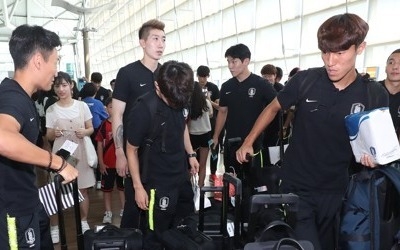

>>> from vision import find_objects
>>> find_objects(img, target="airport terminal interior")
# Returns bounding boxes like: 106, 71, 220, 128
1, 0, 400, 249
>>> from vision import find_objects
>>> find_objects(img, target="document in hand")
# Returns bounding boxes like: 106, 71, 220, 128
345, 107, 400, 165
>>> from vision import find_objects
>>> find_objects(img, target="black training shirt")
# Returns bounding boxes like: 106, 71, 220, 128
0, 78, 40, 216
126, 91, 188, 188
219, 73, 276, 149
277, 68, 388, 193
380, 80, 400, 134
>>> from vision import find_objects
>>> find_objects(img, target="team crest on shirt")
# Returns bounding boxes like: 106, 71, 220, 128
25, 228, 36, 246
248, 88, 256, 98
350, 103, 365, 114
183, 108, 189, 118
159, 197, 169, 210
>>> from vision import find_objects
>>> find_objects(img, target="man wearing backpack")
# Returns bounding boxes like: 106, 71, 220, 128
236, 13, 388, 250
125, 61, 199, 250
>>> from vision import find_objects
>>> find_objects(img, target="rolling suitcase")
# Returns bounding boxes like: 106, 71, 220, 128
54, 174, 84, 250
83, 224, 143, 250
198, 173, 243, 249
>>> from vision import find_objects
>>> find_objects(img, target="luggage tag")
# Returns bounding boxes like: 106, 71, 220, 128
227, 221, 235, 237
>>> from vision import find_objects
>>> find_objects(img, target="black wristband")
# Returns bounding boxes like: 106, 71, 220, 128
46, 151, 53, 172
187, 152, 197, 158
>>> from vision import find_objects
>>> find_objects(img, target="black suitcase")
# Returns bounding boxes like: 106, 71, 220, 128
162, 224, 216, 250
244, 237, 314, 250
246, 193, 299, 242
83, 224, 143, 250
54, 173, 84, 250
198, 173, 243, 249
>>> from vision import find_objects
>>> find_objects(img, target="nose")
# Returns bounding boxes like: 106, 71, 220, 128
324, 52, 336, 67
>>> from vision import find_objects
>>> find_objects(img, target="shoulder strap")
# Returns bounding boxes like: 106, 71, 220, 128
140, 93, 166, 183
377, 163, 400, 194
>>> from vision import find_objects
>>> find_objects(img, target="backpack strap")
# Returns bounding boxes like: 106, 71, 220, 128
140, 93, 167, 183
366, 79, 387, 110
376, 163, 400, 194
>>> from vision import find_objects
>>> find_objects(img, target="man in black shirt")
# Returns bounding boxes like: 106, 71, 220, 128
126, 61, 198, 250
91, 72, 110, 104
237, 13, 388, 250
380, 49, 400, 138
112, 19, 166, 229
0, 24, 78, 250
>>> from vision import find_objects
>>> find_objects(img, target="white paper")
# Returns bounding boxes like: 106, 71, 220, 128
59, 140, 78, 155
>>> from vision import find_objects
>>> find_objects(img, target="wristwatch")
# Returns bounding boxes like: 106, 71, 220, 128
187, 152, 197, 158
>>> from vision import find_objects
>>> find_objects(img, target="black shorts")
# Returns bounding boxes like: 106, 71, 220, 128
0, 203, 53, 250
190, 132, 211, 149
101, 168, 125, 192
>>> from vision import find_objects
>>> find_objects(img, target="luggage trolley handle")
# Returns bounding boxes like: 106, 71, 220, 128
222, 173, 242, 248
199, 186, 224, 232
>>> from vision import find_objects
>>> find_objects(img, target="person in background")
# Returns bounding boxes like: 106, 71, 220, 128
95, 97, 125, 224
379, 49, 400, 139
80, 82, 108, 135
236, 13, 388, 250
46, 71, 96, 242
212, 43, 277, 223
110, 79, 116, 91
112, 19, 166, 229
188, 81, 213, 187
0, 24, 77, 250
261, 64, 284, 91
276, 66, 283, 84
91, 72, 110, 105
195, 65, 221, 184
126, 60, 198, 249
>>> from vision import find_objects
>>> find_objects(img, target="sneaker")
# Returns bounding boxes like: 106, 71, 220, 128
119, 209, 124, 217
102, 211, 112, 224
81, 220, 90, 234
50, 226, 59, 244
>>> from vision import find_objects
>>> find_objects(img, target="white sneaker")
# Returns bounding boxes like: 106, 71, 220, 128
50, 226, 59, 244
81, 220, 90, 234
102, 211, 112, 224
119, 209, 124, 217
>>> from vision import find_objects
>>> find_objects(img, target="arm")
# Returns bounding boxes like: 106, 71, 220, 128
236, 97, 282, 163
184, 124, 199, 175
96, 138, 108, 175
126, 142, 148, 210
207, 99, 213, 119
0, 114, 78, 183
75, 119, 94, 138
112, 98, 128, 177
212, 105, 227, 146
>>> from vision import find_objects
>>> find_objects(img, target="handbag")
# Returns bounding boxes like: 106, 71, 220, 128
84, 136, 98, 168
38, 181, 84, 216
192, 175, 211, 212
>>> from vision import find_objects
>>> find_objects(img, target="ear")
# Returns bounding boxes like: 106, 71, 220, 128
139, 38, 146, 48
356, 42, 366, 55
32, 52, 42, 70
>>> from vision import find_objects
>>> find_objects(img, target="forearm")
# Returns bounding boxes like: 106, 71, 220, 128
184, 125, 195, 154
213, 109, 227, 140
126, 143, 142, 189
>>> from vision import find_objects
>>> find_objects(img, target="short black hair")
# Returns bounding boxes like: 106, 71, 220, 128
9, 24, 61, 70
91, 72, 102, 84
80, 82, 97, 99
225, 43, 251, 62
197, 65, 210, 77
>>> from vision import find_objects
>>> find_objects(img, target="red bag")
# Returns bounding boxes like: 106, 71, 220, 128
214, 168, 236, 201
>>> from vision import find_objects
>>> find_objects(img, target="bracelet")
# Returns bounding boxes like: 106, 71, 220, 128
46, 151, 53, 172
55, 157, 67, 174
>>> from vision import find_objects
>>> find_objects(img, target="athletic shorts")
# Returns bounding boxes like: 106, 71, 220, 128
101, 168, 125, 192
190, 132, 211, 149
0, 203, 53, 250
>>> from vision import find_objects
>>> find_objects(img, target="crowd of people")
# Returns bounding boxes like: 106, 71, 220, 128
0, 12, 399, 250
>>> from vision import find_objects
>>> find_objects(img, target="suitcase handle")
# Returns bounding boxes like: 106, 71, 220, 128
249, 194, 299, 213
274, 238, 305, 250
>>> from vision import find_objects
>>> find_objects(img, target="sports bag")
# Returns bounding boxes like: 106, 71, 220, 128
339, 163, 400, 250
